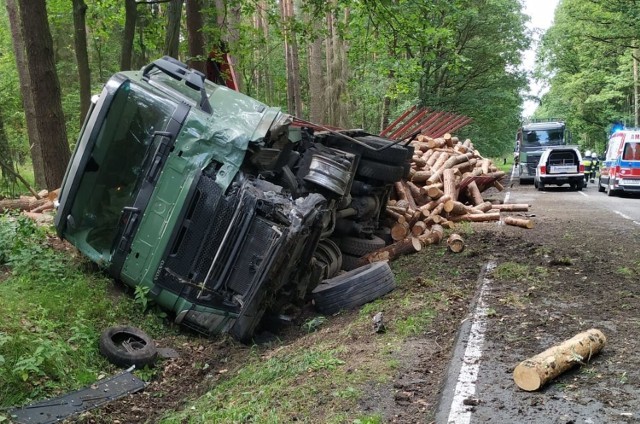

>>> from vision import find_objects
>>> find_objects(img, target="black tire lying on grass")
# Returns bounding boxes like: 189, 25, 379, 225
99, 326, 158, 368
312, 262, 395, 315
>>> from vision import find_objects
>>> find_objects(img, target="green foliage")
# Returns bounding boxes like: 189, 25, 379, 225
536, 0, 637, 152
0, 214, 167, 407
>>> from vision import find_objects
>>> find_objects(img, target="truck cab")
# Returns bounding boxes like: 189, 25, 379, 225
516, 121, 570, 184
55, 57, 413, 340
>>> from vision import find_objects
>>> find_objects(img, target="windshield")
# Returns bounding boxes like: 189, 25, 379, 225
523, 128, 565, 147
65, 80, 177, 260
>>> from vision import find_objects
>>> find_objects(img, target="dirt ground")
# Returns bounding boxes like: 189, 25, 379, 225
70, 181, 640, 423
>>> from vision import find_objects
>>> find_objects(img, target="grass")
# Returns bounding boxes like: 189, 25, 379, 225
0, 210, 474, 423
0, 213, 167, 410
157, 253, 457, 423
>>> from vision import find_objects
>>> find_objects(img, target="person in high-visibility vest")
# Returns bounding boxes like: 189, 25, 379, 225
590, 152, 600, 183
582, 150, 593, 184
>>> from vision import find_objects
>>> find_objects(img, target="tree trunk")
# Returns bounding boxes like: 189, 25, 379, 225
0, 197, 50, 213
121, 0, 137, 71
513, 329, 606, 392
446, 233, 465, 253
308, 18, 325, 123
6, 0, 45, 188
227, 1, 244, 92
186, 0, 206, 74
0, 114, 15, 185
163, 0, 183, 58
16, 0, 71, 190
72, 0, 91, 122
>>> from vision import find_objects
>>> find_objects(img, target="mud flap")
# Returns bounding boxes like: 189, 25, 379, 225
9, 368, 145, 424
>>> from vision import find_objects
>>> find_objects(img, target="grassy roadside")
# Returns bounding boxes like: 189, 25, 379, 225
0, 210, 481, 423
157, 245, 473, 424
0, 213, 168, 412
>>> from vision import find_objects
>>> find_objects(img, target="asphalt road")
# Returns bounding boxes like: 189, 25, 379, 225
435, 172, 640, 424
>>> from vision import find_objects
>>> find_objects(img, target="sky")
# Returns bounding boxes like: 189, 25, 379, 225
522, 0, 560, 117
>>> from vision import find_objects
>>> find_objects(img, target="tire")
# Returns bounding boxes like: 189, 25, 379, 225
356, 160, 405, 183
341, 253, 362, 271
537, 182, 545, 191
606, 183, 616, 197
99, 326, 157, 368
312, 262, 395, 315
339, 235, 386, 257
598, 177, 605, 192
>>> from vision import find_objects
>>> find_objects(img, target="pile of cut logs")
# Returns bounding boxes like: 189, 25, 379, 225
359, 133, 533, 265
0, 189, 58, 224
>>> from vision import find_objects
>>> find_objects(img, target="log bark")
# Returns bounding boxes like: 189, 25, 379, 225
466, 181, 484, 206
443, 168, 457, 199
359, 237, 422, 265
411, 220, 427, 236
492, 203, 530, 212
503, 216, 534, 229
447, 233, 465, 253
417, 224, 444, 246
449, 212, 501, 223
0, 197, 49, 213
513, 329, 606, 391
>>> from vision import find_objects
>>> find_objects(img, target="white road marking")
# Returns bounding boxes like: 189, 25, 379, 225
510, 165, 516, 183
503, 191, 511, 204
578, 191, 588, 197
447, 260, 497, 424
614, 210, 640, 226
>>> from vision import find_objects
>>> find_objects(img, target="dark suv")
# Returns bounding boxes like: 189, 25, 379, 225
55, 57, 412, 340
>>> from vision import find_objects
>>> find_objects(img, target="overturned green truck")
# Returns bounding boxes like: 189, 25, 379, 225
54, 57, 412, 340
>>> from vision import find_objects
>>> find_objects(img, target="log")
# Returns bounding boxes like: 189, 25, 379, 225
513, 329, 607, 392
412, 170, 432, 183
443, 168, 458, 200
359, 237, 422, 265
492, 203, 530, 212
0, 197, 49, 213
30, 201, 54, 213
418, 224, 444, 246
423, 185, 444, 200
449, 212, 501, 223
446, 233, 465, 253
503, 216, 534, 229
466, 181, 484, 206
411, 220, 428, 237
443, 200, 468, 216
391, 221, 410, 241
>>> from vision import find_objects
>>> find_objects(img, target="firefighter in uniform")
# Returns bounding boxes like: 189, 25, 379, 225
582, 150, 592, 184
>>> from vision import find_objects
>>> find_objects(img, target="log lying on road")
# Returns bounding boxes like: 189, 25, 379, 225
503, 216, 534, 229
513, 329, 607, 391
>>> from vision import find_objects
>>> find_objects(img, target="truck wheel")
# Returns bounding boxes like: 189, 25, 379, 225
312, 262, 395, 315
537, 182, 545, 191
339, 235, 386, 257
99, 326, 157, 368
597, 177, 605, 192
341, 254, 362, 271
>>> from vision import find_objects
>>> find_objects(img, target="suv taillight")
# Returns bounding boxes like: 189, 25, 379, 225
540, 165, 546, 174
579, 164, 584, 173
614, 165, 621, 175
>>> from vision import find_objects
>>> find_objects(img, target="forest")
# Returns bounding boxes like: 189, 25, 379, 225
0, 0, 637, 194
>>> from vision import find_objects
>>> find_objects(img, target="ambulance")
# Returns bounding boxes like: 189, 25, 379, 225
598, 130, 640, 196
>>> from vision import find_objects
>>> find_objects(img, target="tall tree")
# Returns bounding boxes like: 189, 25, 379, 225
15, 0, 70, 189
186, 0, 206, 74
72, 0, 91, 122
163, 0, 183, 58
5, 0, 45, 188
121, 0, 137, 70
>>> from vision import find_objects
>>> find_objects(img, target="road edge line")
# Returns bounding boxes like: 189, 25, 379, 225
434, 260, 497, 424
